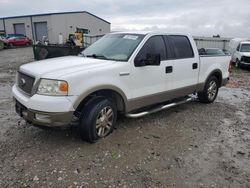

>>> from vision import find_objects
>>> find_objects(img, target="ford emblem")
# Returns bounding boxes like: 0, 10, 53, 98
20, 78, 26, 86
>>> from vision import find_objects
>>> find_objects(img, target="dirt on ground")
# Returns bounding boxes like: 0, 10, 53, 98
0, 47, 250, 188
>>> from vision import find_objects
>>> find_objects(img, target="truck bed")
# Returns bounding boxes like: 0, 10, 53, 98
199, 55, 231, 84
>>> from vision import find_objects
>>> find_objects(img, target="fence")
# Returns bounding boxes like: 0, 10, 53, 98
193, 36, 231, 50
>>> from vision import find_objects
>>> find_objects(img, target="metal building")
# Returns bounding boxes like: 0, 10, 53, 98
0, 11, 110, 43
193, 36, 231, 50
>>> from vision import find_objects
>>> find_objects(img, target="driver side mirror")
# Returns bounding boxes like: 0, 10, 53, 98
134, 53, 161, 67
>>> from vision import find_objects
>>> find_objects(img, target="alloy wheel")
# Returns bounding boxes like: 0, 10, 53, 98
207, 80, 217, 101
95, 106, 114, 137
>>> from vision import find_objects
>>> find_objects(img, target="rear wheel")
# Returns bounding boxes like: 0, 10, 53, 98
198, 76, 219, 103
79, 97, 117, 143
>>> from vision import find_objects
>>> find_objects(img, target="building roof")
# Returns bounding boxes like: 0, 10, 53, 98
0, 11, 110, 24
193, 36, 232, 41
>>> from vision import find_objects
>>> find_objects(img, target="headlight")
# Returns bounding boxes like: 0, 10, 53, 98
37, 79, 68, 96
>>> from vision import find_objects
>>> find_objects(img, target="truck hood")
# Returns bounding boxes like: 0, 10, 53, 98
241, 52, 250, 57
20, 56, 115, 78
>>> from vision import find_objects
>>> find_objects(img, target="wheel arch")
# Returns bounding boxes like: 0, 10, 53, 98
205, 69, 223, 88
74, 86, 128, 114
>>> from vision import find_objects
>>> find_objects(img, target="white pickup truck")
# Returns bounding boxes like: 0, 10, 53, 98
12, 31, 231, 142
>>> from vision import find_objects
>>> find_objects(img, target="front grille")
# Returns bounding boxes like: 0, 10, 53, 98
244, 56, 250, 63
242, 56, 250, 63
17, 72, 35, 95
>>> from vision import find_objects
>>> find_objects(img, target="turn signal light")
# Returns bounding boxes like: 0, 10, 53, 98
59, 81, 68, 92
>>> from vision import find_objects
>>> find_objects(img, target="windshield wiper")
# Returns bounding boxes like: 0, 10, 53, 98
86, 54, 108, 59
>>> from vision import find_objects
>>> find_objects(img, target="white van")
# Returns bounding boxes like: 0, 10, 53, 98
229, 38, 250, 68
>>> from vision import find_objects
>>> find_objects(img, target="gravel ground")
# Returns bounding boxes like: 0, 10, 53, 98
0, 47, 250, 188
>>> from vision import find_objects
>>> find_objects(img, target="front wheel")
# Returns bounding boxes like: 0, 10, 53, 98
79, 97, 117, 143
198, 76, 219, 103
235, 59, 242, 68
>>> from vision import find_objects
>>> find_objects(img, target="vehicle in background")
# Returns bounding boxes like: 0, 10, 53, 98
229, 38, 250, 68
222, 49, 230, 55
6, 33, 25, 39
8, 36, 32, 47
0, 36, 9, 48
198, 48, 225, 56
12, 31, 230, 143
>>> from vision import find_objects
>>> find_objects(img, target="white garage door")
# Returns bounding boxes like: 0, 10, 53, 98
34, 22, 48, 41
14, 23, 26, 35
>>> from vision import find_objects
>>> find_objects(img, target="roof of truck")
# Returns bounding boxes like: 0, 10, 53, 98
112, 31, 190, 36
241, 41, 250, 44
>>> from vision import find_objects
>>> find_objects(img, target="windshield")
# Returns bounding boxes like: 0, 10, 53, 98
81, 33, 145, 61
240, 44, 250, 52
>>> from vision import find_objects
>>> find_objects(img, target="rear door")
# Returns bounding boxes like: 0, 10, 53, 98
17, 37, 26, 45
13, 37, 22, 45
167, 35, 199, 90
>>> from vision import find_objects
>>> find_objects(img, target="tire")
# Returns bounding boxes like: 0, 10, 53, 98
79, 97, 117, 143
235, 59, 241, 68
3, 43, 8, 49
198, 76, 219, 103
9, 43, 14, 48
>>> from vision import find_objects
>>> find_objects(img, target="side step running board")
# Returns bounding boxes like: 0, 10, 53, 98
125, 97, 194, 118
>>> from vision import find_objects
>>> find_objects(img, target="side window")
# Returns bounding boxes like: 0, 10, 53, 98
236, 44, 240, 51
135, 36, 167, 61
168, 35, 194, 59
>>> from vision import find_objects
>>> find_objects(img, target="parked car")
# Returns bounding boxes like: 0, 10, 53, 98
198, 48, 225, 56
229, 38, 250, 68
8, 36, 32, 47
12, 31, 231, 143
222, 49, 230, 55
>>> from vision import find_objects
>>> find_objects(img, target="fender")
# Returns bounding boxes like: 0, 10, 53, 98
73, 85, 128, 111
197, 69, 223, 91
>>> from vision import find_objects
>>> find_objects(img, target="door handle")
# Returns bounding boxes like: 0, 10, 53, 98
165, 66, 173, 74
192, 63, 198, 69
119, 72, 130, 76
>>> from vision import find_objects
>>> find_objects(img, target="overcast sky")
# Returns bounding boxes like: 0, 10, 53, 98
0, 0, 250, 38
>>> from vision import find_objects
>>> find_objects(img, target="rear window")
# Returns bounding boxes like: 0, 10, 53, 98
168, 35, 194, 59
198, 48, 225, 56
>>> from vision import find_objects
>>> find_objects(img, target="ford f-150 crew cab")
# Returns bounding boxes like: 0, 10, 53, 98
12, 31, 231, 143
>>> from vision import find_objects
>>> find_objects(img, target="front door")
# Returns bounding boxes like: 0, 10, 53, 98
130, 35, 173, 108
